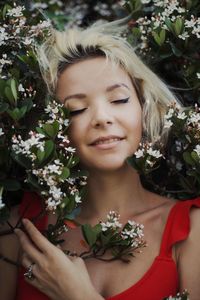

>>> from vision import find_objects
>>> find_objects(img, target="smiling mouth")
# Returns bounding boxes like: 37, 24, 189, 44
92, 137, 123, 146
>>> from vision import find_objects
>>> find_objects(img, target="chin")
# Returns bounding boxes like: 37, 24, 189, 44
85, 159, 129, 173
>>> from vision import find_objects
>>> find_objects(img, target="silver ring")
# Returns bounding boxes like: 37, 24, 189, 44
24, 263, 35, 280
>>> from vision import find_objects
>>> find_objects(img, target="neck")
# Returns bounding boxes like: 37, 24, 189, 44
79, 164, 148, 223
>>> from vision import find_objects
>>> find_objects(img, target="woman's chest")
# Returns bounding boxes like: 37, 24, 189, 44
58, 219, 170, 298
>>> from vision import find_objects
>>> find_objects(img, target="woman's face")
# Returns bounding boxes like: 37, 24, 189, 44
56, 57, 142, 172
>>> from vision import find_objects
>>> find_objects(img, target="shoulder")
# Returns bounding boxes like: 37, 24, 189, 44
0, 205, 20, 259
176, 200, 200, 297
176, 198, 200, 257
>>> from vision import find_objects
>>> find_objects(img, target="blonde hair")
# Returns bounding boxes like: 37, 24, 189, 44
36, 19, 181, 144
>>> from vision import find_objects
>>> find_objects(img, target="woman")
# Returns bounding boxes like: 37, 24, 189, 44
1, 21, 200, 300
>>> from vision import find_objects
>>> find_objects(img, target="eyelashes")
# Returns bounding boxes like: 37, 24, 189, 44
69, 108, 87, 116
69, 97, 130, 116
111, 97, 130, 104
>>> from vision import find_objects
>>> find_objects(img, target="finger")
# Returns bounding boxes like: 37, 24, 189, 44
22, 218, 53, 254
21, 252, 33, 268
15, 228, 42, 262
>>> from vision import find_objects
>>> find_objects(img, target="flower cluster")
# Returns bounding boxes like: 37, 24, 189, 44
0, 4, 51, 53
135, 0, 200, 48
129, 142, 164, 175
128, 103, 200, 198
100, 211, 122, 231
164, 289, 189, 300
121, 220, 144, 248
79, 211, 146, 262
12, 100, 86, 213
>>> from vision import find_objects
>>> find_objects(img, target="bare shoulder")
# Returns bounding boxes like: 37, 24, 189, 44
0, 205, 21, 300
0, 204, 20, 259
176, 204, 200, 299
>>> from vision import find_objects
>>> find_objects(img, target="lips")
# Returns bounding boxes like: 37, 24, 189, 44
90, 135, 124, 146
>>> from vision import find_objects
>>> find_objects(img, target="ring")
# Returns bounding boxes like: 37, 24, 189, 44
24, 263, 35, 280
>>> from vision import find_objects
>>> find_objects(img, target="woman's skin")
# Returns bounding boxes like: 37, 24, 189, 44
1, 57, 200, 299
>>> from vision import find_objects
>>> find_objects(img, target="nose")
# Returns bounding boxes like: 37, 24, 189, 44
91, 104, 114, 128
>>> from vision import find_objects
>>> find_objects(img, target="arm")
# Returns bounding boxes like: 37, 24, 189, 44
177, 208, 200, 300
15, 218, 104, 300
0, 205, 20, 300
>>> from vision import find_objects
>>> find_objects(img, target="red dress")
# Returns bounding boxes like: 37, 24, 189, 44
16, 192, 200, 300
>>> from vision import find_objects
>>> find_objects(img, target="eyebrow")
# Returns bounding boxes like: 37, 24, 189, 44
63, 83, 130, 103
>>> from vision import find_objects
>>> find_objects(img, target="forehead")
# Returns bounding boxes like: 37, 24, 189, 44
56, 57, 133, 96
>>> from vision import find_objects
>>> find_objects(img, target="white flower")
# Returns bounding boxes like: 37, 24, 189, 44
7, 6, 25, 17
0, 27, 9, 46
47, 164, 62, 175
178, 32, 189, 40
188, 111, 200, 125
100, 211, 122, 231
177, 112, 187, 120
128, 220, 136, 226
23, 37, 33, 45
194, 145, 200, 158
141, 0, 151, 3
164, 119, 173, 128
49, 186, 63, 201
134, 149, 144, 158
197, 73, 200, 79
185, 16, 197, 28
147, 147, 162, 158
165, 108, 174, 119
75, 194, 82, 204
0, 196, 5, 209
66, 147, 76, 153
0, 128, 4, 136
18, 83, 25, 92
31, 2, 48, 9
0, 187, 5, 209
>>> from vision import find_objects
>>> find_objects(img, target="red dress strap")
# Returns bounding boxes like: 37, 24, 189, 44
18, 191, 47, 231
159, 197, 200, 257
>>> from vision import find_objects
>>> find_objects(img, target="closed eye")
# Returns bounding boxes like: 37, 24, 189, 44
111, 97, 130, 104
69, 108, 87, 116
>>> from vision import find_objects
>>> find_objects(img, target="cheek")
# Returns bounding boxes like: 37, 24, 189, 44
67, 119, 85, 149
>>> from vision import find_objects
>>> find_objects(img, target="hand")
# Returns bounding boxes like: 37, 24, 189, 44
15, 219, 104, 300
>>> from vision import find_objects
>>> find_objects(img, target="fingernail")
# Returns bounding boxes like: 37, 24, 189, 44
22, 218, 28, 225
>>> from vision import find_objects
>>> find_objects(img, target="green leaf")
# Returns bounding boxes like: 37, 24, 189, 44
1, 179, 21, 191
7, 107, 27, 121
36, 127, 45, 135
159, 29, 166, 45
152, 30, 165, 46
152, 31, 161, 46
191, 151, 200, 163
11, 151, 32, 168
183, 151, 195, 166
37, 148, 45, 162
27, 173, 42, 191
169, 42, 182, 57
43, 124, 55, 138
2, 4, 12, 19
0, 79, 6, 96
165, 18, 174, 33
174, 18, 184, 36
0, 102, 9, 113
20, 99, 33, 113
44, 140, 54, 161
65, 206, 81, 220
5, 86, 15, 104
10, 79, 18, 102
81, 224, 100, 247
60, 167, 70, 180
